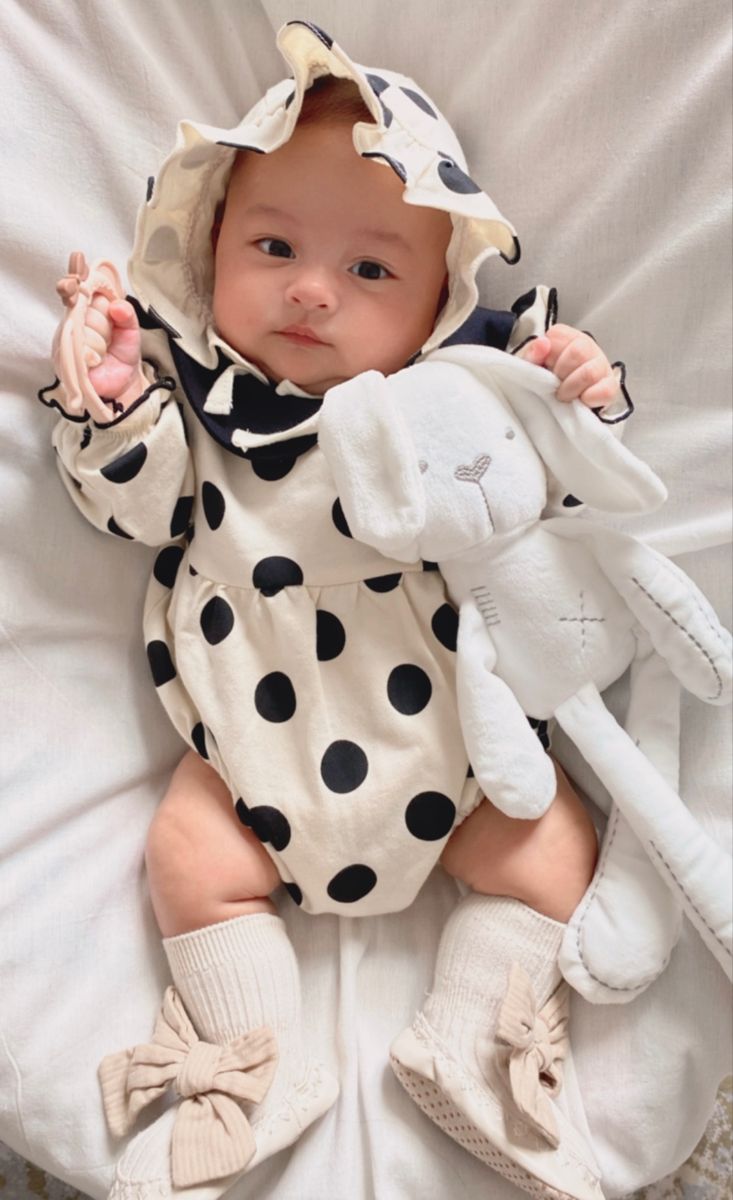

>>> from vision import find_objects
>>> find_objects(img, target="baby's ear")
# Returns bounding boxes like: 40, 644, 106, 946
319, 371, 426, 560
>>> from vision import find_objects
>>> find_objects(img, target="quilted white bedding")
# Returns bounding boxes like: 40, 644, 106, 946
1, 2, 731, 1198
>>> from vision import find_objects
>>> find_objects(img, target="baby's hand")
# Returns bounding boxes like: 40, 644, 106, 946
83, 294, 143, 402
53, 253, 146, 420
517, 324, 619, 409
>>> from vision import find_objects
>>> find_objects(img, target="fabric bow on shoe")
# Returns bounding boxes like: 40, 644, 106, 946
99, 986, 278, 1187
491, 962, 570, 1148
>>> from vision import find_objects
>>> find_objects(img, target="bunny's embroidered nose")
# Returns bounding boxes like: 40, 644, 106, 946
454, 454, 491, 483
453, 454, 494, 530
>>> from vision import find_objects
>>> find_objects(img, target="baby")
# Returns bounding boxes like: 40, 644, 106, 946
42, 22, 627, 1200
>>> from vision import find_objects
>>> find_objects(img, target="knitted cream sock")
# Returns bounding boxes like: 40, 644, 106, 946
107, 913, 338, 1200
390, 895, 604, 1200
423, 894, 565, 1075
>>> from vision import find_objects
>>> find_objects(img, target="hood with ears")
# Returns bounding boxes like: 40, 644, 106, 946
128, 20, 518, 373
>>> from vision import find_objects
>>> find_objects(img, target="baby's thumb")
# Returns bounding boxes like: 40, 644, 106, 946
108, 299, 140, 330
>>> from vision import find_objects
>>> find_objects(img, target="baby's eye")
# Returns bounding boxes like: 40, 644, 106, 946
256, 238, 294, 258
350, 260, 390, 280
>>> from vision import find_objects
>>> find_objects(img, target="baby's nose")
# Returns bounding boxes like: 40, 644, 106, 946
285, 266, 337, 310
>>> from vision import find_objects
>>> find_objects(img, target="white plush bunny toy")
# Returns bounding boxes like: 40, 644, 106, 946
319, 344, 733, 1002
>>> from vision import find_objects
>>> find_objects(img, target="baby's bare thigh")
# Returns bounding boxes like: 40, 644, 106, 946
146, 750, 281, 936
440, 762, 598, 922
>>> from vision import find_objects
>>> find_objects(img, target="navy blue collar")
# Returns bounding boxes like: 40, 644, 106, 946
132, 299, 515, 462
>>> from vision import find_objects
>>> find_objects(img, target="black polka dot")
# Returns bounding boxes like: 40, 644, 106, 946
235, 798, 251, 827
107, 516, 133, 540
363, 76, 394, 128
562, 494, 583, 508
249, 805, 292, 851
400, 87, 437, 118
366, 74, 389, 96
251, 456, 296, 481
146, 640, 176, 686
284, 881, 303, 905
170, 496, 194, 538
321, 740, 369, 793
200, 595, 235, 644
387, 664, 432, 715
153, 545, 184, 588
202, 481, 226, 529
364, 573, 402, 593
254, 672, 296, 722
252, 556, 304, 595
405, 791, 456, 841
189, 565, 198, 577
438, 157, 481, 194
331, 498, 352, 538
327, 864, 378, 903
316, 611, 346, 661
362, 151, 407, 184
191, 721, 208, 759
431, 603, 459, 651
528, 715, 551, 752
101, 442, 147, 484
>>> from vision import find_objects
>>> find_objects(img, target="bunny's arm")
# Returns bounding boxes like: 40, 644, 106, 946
456, 601, 557, 819
544, 519, 732, 705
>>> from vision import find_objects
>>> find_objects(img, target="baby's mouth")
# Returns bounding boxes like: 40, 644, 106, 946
277, 325, 330, 347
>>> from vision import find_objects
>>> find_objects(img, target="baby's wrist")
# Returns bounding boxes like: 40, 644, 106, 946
102, 366, 148, 411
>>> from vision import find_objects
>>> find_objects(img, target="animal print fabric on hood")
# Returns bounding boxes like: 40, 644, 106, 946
129, 19, 519, 372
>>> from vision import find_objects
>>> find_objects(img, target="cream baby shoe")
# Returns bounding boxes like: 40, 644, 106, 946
390, 895, 604, 1200
99, 913, 338, 1199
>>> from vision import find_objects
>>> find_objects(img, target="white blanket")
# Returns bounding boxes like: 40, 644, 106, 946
1, 2, 731, 1197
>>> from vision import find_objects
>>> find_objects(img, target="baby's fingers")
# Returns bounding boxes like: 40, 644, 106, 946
555, 354, 611, 404
577, 373, 621, 409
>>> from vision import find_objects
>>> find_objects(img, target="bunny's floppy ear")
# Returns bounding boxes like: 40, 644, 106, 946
319, 370, 426, 561
429, 346, 667, 514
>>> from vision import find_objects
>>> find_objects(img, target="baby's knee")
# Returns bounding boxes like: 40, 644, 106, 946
145, 751, 281, 936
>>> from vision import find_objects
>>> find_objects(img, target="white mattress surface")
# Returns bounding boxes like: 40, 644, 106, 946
1, 2, 731, 1197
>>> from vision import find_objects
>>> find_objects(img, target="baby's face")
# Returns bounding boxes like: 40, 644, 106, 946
212, 120, 452, 393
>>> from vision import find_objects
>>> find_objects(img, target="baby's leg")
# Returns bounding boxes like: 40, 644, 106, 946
145, 749, 281, 935
391, 765, 604, 1199
102, 751, 338, 1200
440, 761, 598, 921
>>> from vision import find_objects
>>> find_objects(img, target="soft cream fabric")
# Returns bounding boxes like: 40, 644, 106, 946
496, 964, 570, 1148
99, 986, 277, 1187
1, 2, 730, 1198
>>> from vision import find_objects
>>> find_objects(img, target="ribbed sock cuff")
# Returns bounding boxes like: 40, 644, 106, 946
425, 895, 565, 1034
163, 913, 300, 1044
164, 913, 286, 974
